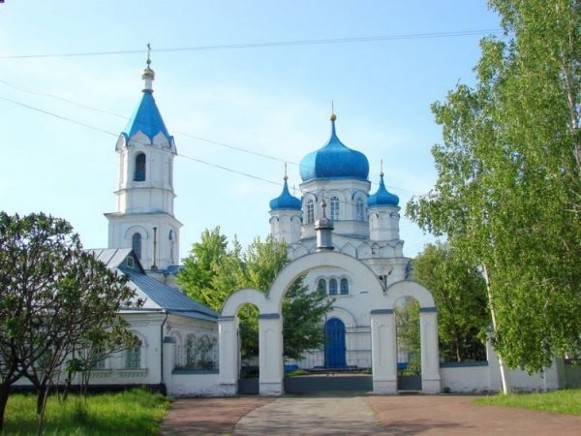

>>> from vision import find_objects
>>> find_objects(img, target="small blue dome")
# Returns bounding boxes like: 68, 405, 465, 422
299, 116, 369, 182
270, 178, 301, 210
368, 173, 399, 207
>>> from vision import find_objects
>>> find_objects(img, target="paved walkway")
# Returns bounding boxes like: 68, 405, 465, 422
160, 394, 581, 435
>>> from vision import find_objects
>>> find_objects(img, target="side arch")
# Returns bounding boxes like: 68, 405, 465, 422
385, 280, 435, 309
221, 287, 268, 317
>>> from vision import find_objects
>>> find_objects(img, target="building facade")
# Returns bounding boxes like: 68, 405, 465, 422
269, 113, 410, 369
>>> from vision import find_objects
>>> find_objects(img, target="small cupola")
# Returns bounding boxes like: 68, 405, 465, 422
269, 176, 301, 211
368, 172, 399, 207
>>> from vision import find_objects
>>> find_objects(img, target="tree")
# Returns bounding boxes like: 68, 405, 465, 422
412, 243, 488, 362
178, 228, 332, 359
0, 212, 136, 432
406, 0, 581, 390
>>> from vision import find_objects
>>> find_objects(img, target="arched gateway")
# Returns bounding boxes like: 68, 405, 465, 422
219, 251, 440, 395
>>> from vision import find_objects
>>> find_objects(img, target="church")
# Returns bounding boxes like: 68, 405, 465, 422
50, 57, 578, 396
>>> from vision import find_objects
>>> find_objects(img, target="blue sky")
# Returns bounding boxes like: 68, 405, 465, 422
0, 0, 500, 259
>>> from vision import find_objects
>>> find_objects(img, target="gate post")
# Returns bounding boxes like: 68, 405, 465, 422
420, 308, 441, 394
370, 309, 397, 394
259, 313, 283, 395
218, 316, 239, 395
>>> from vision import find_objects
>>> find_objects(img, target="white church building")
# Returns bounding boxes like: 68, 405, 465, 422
48, 58, 581, 396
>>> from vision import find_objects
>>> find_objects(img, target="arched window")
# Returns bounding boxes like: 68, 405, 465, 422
356, 197, 365, 221
340, 278, 349, 295
317, 279, 327, 295
169, 230, 175, 264
330, 196, 340, 221
125, 340, 142, 368
306, 199, 315, 224
132, 233, 142, 260
134, 152, 146, 181
329, 278, 338, 296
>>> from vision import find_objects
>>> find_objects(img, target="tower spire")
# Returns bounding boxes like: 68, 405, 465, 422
142, 43, 155, 93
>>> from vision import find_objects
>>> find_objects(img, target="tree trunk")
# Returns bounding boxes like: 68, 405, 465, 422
0, 385, 10, 432
36, 383, 50, 436
482, 263, 511, 394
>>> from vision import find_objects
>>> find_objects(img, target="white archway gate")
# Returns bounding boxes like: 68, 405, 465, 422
220, 251, 441, 395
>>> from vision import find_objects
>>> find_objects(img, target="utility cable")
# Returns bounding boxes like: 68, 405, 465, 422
0, 29, 501, 60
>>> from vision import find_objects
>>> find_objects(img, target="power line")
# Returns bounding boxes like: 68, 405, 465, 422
0, 95, 282, 185
0, 29, 501, 60
0, 79, 297, 166
0, 93, 428, 197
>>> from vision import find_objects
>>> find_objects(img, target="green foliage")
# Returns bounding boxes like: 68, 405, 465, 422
406, 1, 581, 373
177, 227, 332, 359
475, 389, 581, 416
395, 299, 421, 375
2, 389, 170, 435
412, 243, 488, 362
0, 212, 137, 431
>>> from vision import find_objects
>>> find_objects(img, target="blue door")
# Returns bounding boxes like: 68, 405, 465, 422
324, 318, 347, 368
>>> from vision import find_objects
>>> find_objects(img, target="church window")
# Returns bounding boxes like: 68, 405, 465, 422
329, 278, 338, 296
125, 344, 141, 368
169, 230, 175, 264
317, 279, 327, 296
306, 200, 315, 224
330, 196, 340, 221
356, 197, 365, 221
340, 278, 349, 295
132, 233, 142, 260
134, 152, 146, 181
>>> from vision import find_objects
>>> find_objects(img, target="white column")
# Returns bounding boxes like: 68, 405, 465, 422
162, 339, 175, 394
258, 313, 284, 396
370, 309, 397, 394
420, 309, 441, 394
218, 316, 239, 395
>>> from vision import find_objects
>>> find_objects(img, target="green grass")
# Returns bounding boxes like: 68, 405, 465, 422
2, 389, 170, 435
475, 388, 581, 415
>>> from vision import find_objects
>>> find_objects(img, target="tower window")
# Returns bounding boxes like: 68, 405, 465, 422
356, 197, 365, 221
306, 199, 314, 224
134, 153, 146, 181
330, 196, 340, 221
329, 278, 338, 296
340, 278, 349, 295
132, 233, 142, 260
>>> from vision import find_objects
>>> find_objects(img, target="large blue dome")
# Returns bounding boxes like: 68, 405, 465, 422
269, 177, 301, 210
299, 115, 369, 182
368, 173, 399, 207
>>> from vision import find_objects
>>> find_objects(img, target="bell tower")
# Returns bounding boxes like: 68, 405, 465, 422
105, 48, 182, 271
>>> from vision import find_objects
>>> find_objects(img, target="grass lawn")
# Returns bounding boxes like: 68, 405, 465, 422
475, 388, 581, 415
2, 389, 170, 435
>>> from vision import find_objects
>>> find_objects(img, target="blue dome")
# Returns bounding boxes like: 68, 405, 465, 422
299, 116, 369, 182
270, 178, 301, 210
368, 173, 399, 207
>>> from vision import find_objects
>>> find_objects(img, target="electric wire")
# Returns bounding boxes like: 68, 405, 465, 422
0, 29, 502, 60
0, 93, 430, 202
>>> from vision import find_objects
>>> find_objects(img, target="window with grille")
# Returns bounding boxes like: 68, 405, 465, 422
306, 200, 315, 224
356, 197, 365, 221
340, 278, 349, 295
329, 278, 338, 295
330, 196, 340, 221
125, 345, 141, 368
132, 233, 142, 260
